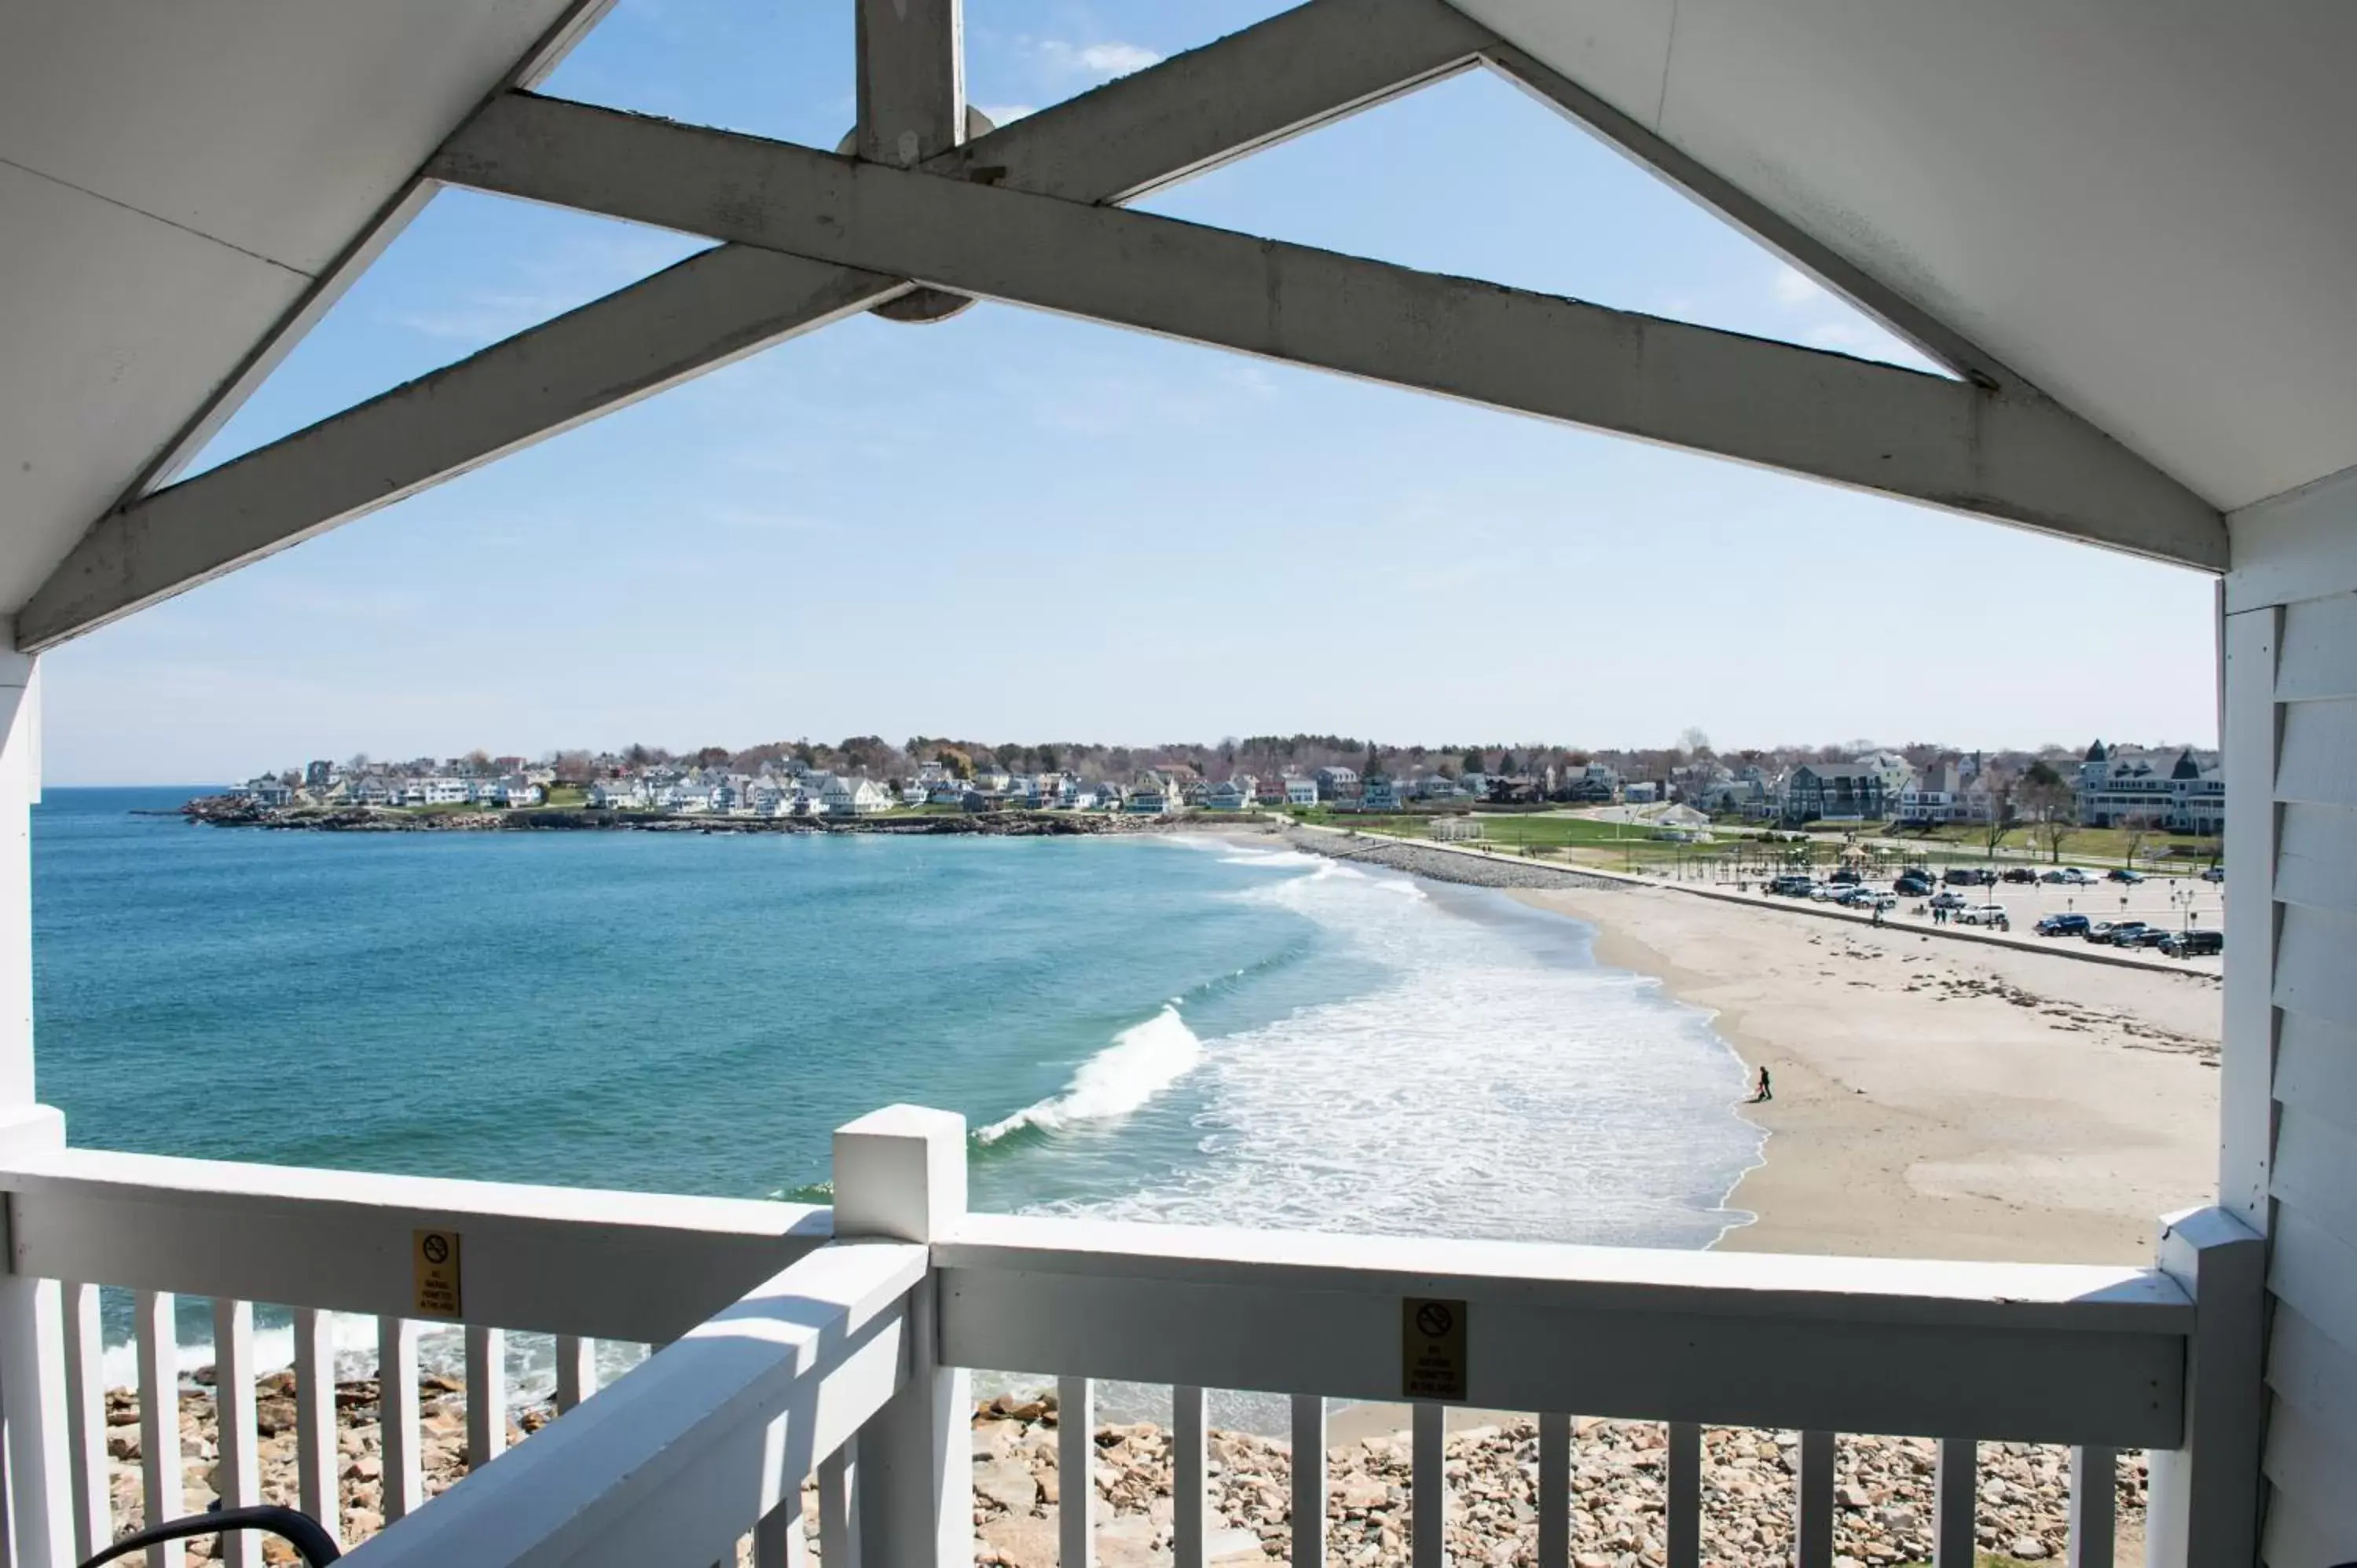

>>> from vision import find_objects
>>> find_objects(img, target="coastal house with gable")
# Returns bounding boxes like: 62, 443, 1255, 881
2077, 741, 2225, 835
1362, 775, 1402, 810
1312, 765, 1358, 802
1205, 775, 1256, 811
1283, 775, 1319, 807
820, 775, 893, 817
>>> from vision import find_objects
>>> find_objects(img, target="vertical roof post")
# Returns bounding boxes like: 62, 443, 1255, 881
855, 0, 975, 323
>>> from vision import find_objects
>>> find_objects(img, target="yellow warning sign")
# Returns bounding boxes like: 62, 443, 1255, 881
1402, 1297, 1468, 1401
412, 1229, 462, 1319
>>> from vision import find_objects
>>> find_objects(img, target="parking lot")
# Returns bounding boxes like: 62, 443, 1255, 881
1757, 866, 2226, 965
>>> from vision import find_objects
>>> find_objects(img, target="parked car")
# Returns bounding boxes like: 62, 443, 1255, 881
1942, 867, 1992, 886
1929, 891, 1967, 910
2085, 921, 2124, 942
2106, 868, 2146, 884
2165, 929, 2224, 958
2102, 922, 2153, 946
1767, 874, 1814, 897
2036, 914, 2091, 936
1956, 904, 2010, 927
2128, 927, 2176, 948
1894, 872, 1934, 897
1827, 868, 1861, 885
2043, 867, 2093, 885
1835, 886, 1878, 906
1862, 893, 1898, 911
2001, 867, 2040, 884
1809, 884, 1846, 902
2201, 866, 2225, 884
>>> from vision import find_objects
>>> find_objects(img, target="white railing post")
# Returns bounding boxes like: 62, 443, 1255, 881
212, 1299, 260, 1568
1061, 1378, 1096, 1568
1536, 1413, 1568, 1568
378, 1317, 423, 1522
2143, 1207, 2264, 1568
466, 1325, 508, 1469
1173, 1385, 1207, 1568
819, 1438, 862, 1568
1934, 1438, 1976, 1568
555, 1335, 596, 1413
1411, 1401, 1444, 1568
291, 1309, 340, 1550
1291, 1394, 1325, 1568
0, 1102, 71, 1568
2069, 1445, 2116, 1568
134, 1290, 181, 1568
61, 1281, 104, 1563
832, 1105, 969, 1568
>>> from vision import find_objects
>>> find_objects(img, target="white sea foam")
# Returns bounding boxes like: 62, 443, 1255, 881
977, 1005, 1206, 1142
1073, 856, 1764, 1248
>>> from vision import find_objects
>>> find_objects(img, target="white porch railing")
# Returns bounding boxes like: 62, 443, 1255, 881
0, 1105, 2261, 1568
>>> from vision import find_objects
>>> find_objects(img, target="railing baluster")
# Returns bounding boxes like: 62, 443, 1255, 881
378, 1316, 423, 1521
818, 1437, 860, 1568
1794, 1430, 1835, 1568
753, 1497, 808, 1568
1666, 1421, 1701, 1568
134, 1289, 183, 1568
465, 1324, 507, 1468
1059, 1377, 1094, 1568
1537, 1412, 1568, 1568
1412, 1401, 1444, 1568
1934, 1438, 1977, 1568
213, 1299, 261, 1568
293, 1308, 341, 1552
1172, 1385, 1207, 1568
2069, 1445, 2115, 1568
1291, 1394, 1325, 1568
555, 1333, 596, 1413
62, 1281, 106, 1562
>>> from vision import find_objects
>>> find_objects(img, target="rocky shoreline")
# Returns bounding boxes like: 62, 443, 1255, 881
174, 795, 1197, 837
104, 1373, 2135, 1567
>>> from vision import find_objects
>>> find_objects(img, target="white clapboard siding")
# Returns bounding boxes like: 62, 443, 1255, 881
2276, 591, 2357, 702
2229, 471, 2357, 1566
2276, 804, 2357, 918
2274, 901, 2357, 1032
2275, 697, 2357, 809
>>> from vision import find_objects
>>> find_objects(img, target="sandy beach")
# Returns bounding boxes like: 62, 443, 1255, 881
1506, 880, 2220, 1264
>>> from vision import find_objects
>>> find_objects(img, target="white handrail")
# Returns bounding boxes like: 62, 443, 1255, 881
339, 1239, 923, 1567
934, 1212, 2192, 1447
0, 1149, 830, 1343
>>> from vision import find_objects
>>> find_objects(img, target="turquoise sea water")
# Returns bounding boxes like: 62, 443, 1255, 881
35, 787, 1761, 1391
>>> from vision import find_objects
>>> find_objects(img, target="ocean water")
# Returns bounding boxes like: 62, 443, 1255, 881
34, 789, 1761, 1400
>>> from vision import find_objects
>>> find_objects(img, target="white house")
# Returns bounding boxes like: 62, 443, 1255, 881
821, 775, 893, 816
243, 777, 293, 807
585, 779, 643, 810
1126, 775, 1177, 814
1205, 776, 1256, 811
1284, 776, 1319, 807
422, 777, 471, 805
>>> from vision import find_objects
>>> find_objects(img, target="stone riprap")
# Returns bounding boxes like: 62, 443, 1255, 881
94, 1376, 2141, 1567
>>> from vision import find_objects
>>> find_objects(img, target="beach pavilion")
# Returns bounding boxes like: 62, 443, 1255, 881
1, 2, 2352, 1565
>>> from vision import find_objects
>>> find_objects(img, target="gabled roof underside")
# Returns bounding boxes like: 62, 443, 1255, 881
2, 1, 2352, 639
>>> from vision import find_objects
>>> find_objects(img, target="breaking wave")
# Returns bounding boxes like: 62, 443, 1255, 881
976, 1005, 1205, 1144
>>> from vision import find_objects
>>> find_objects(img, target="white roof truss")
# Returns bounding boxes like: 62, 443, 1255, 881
15, 0, 2228, 653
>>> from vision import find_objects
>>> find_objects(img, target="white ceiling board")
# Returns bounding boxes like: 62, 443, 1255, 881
0, 163, 306, 612
1457, 0, 2357, 511
0, 0, 581, 275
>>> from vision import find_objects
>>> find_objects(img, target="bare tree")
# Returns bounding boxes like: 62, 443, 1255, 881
2018, 760, 2077, 863
2119, 810, 2161, 870
1977, 764, 2017, 861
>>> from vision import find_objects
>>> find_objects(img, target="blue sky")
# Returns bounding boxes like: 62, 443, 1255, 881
39, 0, 2220, 785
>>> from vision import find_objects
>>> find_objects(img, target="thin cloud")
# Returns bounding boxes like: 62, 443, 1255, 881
1771, 265, 1826, 306
975, 103, 1039, 125
1037, 39, 1162, 78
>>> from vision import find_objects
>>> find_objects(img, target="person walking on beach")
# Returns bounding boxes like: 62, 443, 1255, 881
1753, 1066, 1772, 1103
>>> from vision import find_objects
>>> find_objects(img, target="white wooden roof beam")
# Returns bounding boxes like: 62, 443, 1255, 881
431, 92, 2230, 571
13, 0, 1492, 651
